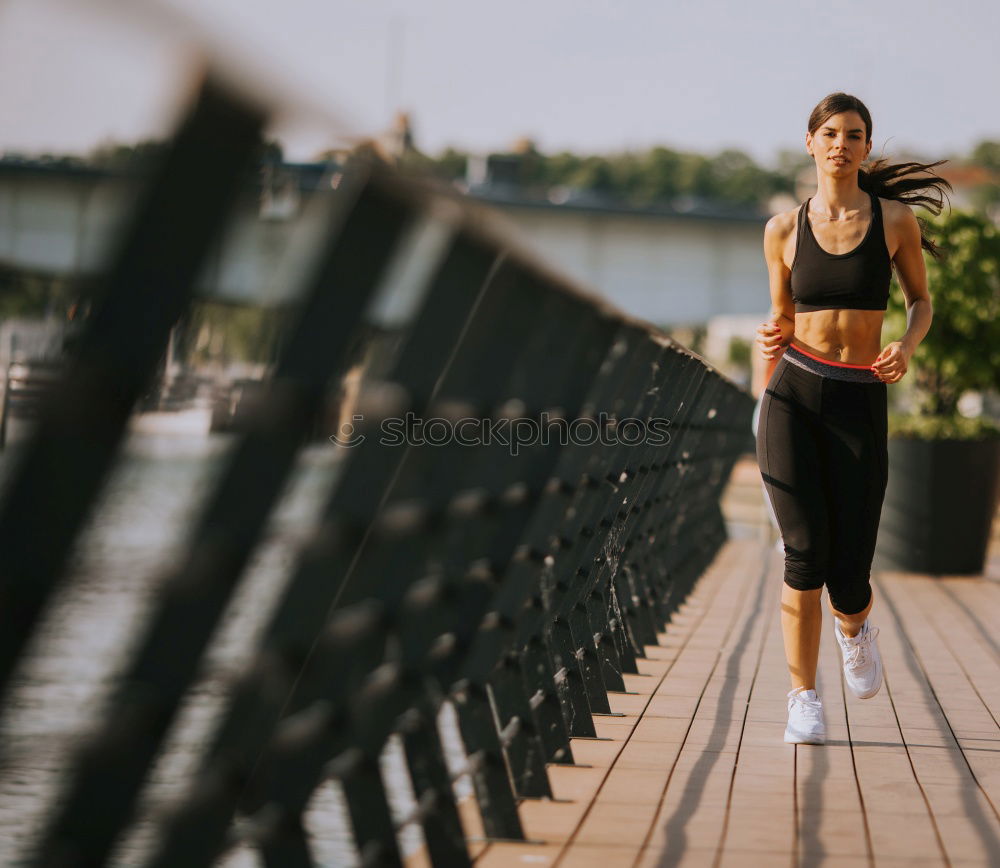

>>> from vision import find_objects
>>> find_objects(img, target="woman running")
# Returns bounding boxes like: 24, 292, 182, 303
754, 92, 950, 744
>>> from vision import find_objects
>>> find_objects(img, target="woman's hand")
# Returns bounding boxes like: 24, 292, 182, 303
870, 341, 910, 384
755, 320, 787, 361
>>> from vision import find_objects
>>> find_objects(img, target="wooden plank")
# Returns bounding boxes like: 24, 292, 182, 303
557, 843, 643, 866
881, 571, 1000, 751
873, 571, 1000, 865
473, 537, 754, 865
473, 841, 560, 866
638, 544, 792, 863
571, 541, 760, 853
911, 575, 1000, 728
403, 794, 488, 866
723, 587, 796, 859
786, 590, 871, 862
637, 847, 795, 868
844, 575, 948, 866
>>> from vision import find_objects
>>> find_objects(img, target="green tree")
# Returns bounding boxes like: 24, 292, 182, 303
542, 151, 583, 187
774, 148, 813, 185
727, 336, 751, 368
637, 147, 683, 202
709, 149, 780, 205
435, 147, 468, 179
971, 140, 1000, 173
604, 151, 645, 201
674, 153, 714, 198
87, 139, 168, 170
568, 156, 617, 195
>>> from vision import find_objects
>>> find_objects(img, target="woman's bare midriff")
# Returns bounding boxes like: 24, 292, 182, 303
790, 308, 884, 366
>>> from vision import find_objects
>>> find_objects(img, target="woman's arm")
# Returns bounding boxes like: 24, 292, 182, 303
871, 206, 932, 384
753, 213, 796, 395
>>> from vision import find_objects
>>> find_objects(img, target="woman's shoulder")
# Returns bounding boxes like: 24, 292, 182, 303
876, 196, 915, 225
875, 197, 923, 261
764, 205, 801, 243
876, 196, 921, 243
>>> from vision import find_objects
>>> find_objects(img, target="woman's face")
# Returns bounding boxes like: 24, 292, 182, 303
805, 110, 872, 177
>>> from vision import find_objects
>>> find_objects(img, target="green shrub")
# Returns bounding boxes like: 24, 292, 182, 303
885, 209, 1000, 436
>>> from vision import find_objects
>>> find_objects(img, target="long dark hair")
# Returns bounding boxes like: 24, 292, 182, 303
808, 92, 953, 258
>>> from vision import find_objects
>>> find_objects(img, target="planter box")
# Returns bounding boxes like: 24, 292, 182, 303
875, 437, 1000, 575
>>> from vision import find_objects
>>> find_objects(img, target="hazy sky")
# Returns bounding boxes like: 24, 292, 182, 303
3, 0, 999, 166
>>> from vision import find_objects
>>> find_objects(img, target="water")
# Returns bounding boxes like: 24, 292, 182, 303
0, 432, 466, 867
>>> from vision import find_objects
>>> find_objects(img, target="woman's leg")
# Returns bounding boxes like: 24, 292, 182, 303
821, 382, 889, 631
781, 585, 823, 690
756, 361, 830, 692
827, 587, 873, 638
751, 392, 783, 545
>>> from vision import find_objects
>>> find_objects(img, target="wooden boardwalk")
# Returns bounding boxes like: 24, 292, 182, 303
412, 458, 1000, 867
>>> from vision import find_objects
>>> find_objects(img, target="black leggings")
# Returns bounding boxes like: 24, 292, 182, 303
755, 344, 888, 615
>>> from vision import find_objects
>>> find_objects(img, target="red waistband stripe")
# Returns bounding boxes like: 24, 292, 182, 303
786, 343, 874, 370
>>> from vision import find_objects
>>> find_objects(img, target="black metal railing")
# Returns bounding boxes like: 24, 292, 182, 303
0, 77, 754, 867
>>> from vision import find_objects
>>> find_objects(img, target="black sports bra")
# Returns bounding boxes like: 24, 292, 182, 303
789, 192, 892, 313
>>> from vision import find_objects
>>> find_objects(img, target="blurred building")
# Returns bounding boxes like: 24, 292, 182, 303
463, 148, 770, 328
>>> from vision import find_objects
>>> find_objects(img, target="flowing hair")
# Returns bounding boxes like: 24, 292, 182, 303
808, 92, 953, 258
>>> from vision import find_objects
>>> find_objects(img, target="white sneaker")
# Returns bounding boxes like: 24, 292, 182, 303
835, 619, 883, 699
784, 687, 826, 744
